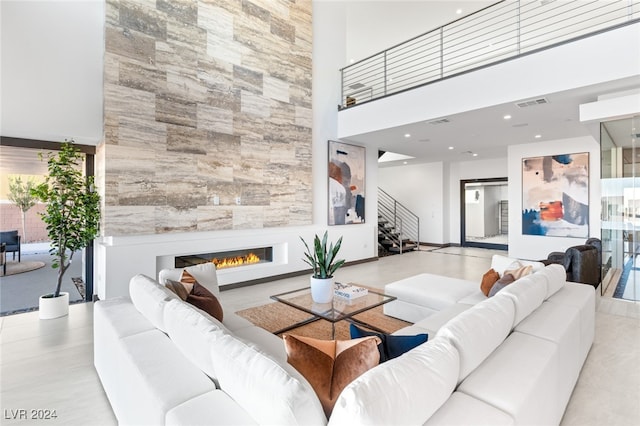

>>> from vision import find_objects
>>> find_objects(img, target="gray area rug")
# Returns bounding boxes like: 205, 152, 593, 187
2, 261, 46, 276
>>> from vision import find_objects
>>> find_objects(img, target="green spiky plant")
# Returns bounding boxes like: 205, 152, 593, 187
31, 141, 100, 299
300, 231, 346, 279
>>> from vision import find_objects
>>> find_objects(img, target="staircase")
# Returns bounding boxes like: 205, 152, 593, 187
378, 188, 420, 255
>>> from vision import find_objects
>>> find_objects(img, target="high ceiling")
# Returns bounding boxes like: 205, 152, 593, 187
342, 76, 640, 168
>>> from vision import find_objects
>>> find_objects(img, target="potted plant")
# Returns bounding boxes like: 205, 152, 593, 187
300, 231, 345, 303
31, 141, 100, 319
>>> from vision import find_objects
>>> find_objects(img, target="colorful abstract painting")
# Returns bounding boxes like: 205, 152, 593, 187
522, 152, 589, 238
328, 141, 365, 225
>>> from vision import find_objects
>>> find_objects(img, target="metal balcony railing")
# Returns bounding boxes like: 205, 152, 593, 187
340, 0, 640, 109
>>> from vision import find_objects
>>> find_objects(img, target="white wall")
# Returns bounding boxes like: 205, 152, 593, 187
508, 136, 601, 260
379, 162, 445, 244
0, 0, 104, 145
465, 187, 485, 237
343, 1, 493, 63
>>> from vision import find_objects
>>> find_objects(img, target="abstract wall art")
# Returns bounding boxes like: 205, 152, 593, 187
328, 141, 365, 225
522, 152, 589, 238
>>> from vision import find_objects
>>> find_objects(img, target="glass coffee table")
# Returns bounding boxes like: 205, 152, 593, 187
270, 285, 396, 339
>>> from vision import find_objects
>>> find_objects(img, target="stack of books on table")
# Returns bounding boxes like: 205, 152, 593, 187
334, 282, 368, 300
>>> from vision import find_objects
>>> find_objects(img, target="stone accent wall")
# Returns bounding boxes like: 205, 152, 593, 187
103, 0, 312, 236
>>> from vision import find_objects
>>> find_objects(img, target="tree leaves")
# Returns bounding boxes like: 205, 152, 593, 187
31, 141, 101, 298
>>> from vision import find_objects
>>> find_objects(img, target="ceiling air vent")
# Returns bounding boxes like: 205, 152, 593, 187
428, 118, 450, 125
515, 97, 549, 108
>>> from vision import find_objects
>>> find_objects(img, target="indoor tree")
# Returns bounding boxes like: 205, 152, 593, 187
31, 141, 100, 298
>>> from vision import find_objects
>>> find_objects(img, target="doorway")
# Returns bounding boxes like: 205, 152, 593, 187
461, 178, 508, 250
0, 138, 96, 315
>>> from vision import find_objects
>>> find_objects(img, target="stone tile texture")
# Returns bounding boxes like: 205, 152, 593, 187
103, 0, 312, 235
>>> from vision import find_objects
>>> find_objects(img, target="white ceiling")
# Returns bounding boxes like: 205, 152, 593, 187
342, 76, 640, 167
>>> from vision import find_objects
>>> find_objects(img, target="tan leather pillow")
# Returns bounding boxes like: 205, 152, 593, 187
504, 264, 533, 280
480, 268, 500, 296
186, 282, 224, 322
283, 334, 381, 417
165, 279, 190, 301
179, 270, 197, 293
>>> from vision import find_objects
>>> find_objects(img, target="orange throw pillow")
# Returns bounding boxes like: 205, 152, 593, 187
480, 268, 500, 296
283, 334, 380, 417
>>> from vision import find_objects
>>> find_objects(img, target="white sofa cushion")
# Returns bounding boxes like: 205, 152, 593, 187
425, 392, 515, 426
546, 281, 595, 362
437, 294, 515, 383
329, 337, 459, 426
384, 273, 477, 311
221, 311, 255, 332
232, 325, 288, 365
537, 263, 566, 299
116, 329, 217, 426
159, 263, 220, 296
515, 301, 581, 406
211, 333, 327, 425
499, 273, 548, 326
165, 390, 257, 426
397, 303, 473, 337
163, 298, 228, 380
490, 254, 545, 276
458, 331, 561, 425
129, 274, 178, 333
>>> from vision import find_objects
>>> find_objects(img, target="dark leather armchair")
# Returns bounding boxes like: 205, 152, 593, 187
544, 238, 601, 288
0, 230, 21, 262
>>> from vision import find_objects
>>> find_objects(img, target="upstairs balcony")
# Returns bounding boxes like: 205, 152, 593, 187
339, 0, 640, 110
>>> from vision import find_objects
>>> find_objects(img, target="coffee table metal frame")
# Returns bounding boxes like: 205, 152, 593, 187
270, 286, 396, 339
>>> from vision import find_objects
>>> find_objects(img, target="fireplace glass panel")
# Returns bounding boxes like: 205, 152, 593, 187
175, 247, 273, 269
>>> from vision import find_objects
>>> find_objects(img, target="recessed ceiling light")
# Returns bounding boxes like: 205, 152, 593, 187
403, 161, 408, 165
350, 59, 354, 64
456, 9, 462, 14
472, 153, 478, 157
535, 134, 542, 139
503, 114, 512, 120
404, 133, 411, 138
448, 146, 454, 150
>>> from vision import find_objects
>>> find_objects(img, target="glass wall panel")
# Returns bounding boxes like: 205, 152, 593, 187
600, 115, 640, 302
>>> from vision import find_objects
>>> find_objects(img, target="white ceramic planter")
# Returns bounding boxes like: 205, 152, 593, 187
39, 292, 70, 320
310, 277, 334, 303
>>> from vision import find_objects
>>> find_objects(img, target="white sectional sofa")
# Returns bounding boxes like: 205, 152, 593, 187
94, 258, 595, 425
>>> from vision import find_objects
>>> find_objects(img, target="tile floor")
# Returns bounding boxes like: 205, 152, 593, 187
0, 247, 638, 425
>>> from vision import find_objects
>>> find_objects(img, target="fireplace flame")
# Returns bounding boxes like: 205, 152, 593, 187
212, 252, 261, 269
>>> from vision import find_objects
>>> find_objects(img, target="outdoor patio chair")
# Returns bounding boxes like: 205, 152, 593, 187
0, 230, 21, 262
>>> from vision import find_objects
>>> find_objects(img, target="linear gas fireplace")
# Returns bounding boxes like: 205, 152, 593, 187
175, 247, 274, 270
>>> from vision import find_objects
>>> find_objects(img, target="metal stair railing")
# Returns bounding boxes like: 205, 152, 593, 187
378, 187, 420, 254
340, 0, 640, 108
